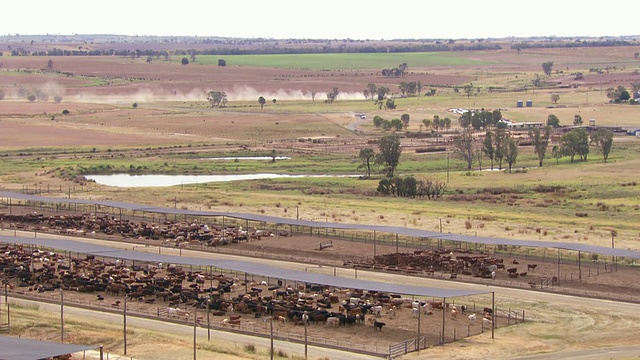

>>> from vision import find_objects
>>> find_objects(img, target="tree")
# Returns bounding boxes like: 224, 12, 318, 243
390, 118, 403, 131
422, 118, 432, 131
373, 115, 384, 128
377, 134, 402, 177
311, 91, 317, 102
326, 87, 339, 104
463, 84, 474, 98
190, 52, 196, 62
132, 102, 138, 109
606, 86, 631, 102
551, 93, 560, 104
493, 129, 507, 170
363, 89, 370, 100
573, 114, 583, 126
27, 94, 36, 102
376, 86, 389, 101
432, 115, 441, 133
552, 145, 562, 164
482, 131, 495, 170
384, 99, 396, 110
547, 114, 560, 127
258, 96, 266, 110
53, 95, 63, 103
367, 83, 377, 101
590, 128, 614, 162
146, 56, 152, 64
272, 98, 277, 105
181, 57, 189, 66
542, 61, 554, 76
47, 59, 54, 70
400, 114, 410, 128
504, 136, 519, 173
0, 90, 5, 100
358, 148, 376, 178
529, 126, 551, 167
560, 128, 589, 163
635, 52, 639, 60
218, 59, 226, 67
206, 91, 228, 108
458, 111, 473, 128
492, 109, 502, 125
454, 127, 475, 170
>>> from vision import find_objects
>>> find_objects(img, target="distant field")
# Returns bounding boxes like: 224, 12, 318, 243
189, 52, 492, 70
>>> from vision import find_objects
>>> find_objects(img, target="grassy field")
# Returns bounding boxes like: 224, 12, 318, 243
187, 52, 492, 70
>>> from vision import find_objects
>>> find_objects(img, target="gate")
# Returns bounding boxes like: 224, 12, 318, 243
388, 336, 425, 359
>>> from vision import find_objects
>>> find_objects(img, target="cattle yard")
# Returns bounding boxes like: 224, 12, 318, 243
1, 197, 640, 358
0, 236, 507, 358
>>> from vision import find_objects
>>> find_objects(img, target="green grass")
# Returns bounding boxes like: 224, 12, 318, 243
183, 52, 491, 70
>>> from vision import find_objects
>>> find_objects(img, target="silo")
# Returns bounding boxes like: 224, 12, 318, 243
517, 100, 523, 108
526, 100, 533, 107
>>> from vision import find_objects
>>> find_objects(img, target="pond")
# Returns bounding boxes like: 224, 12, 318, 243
200, 156, 291, 161
85, 173, 350, 188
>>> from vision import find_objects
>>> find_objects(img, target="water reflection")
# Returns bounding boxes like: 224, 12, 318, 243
86, 173, 347, 188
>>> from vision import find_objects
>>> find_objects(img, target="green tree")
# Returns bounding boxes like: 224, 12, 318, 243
442, 117, 452, 130
0, 90, 5, 101
492, 109, 502, 126
463, 84, 474, 98
504, 136, 519, 173
547, 114, 560, 128
400, 114, 410, 128
373, 115, 384, 128
384, 99, 396, 110
551, 93, 560, 104
422, 118, 432, 131
27, 93, 36, 102
432, 115, 441, 133
560, 128, 589, 163
529, 126, 551, 167
367, 83, 377, 101
206, 91, 228, 108
552, 145, 562, 164
47, 59, 54, 70
573, 114, 583, 126
218, 59, 226, 67
258, 96, 266, 110
377, 134, 402, 177
390, 118, 403, 131
358, 148, 376, 178
376, 86, 389, 101
53, 95, 62, 103
542, 61, 554, 76
482, 131, 495, 170
493, 128, 507, 170
459, 111, 473, 128
181, 57, 189, 66
606, 86, 631, 102
590, 128, 614, 162
454, 127, 475, 170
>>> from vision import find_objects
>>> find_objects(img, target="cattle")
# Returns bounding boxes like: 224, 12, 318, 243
371, 305, 383, 317
411, 308, 419, 318
468, 313, 477, 322
373, 320, 386, 331
527, 264, 538, 271
451, 308, 457, 320
483, 307, 493, 316
276, 316, 286, 325
482, 318, 493, 327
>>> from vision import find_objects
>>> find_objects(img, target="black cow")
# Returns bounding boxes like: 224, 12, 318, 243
373, 320, 386, 331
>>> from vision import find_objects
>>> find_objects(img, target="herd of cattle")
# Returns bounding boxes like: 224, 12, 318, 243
0, 242, 494, 332
0, 212, 285, 247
